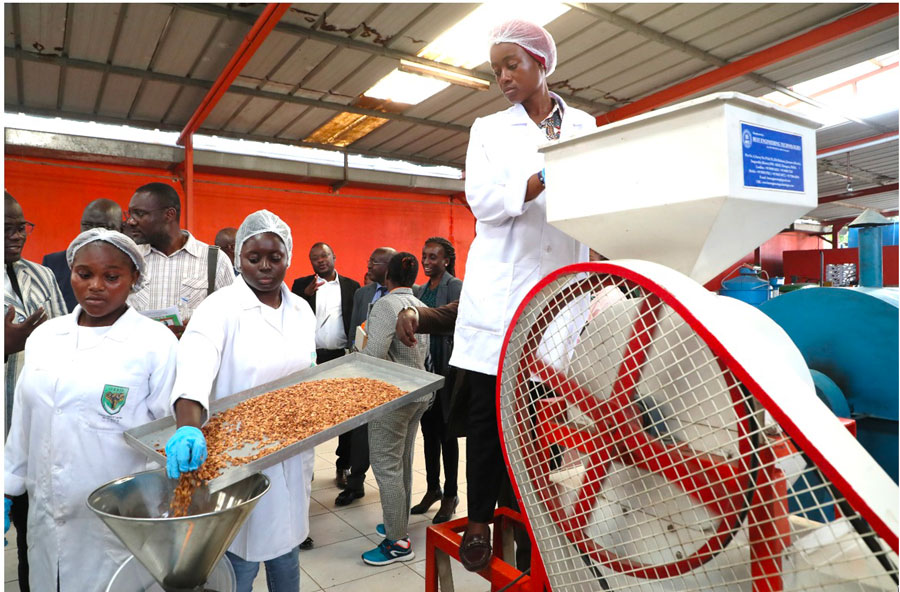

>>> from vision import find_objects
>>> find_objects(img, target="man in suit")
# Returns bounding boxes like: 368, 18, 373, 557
333, 246, 395, 506
42, 199, 123, 312
291, 243, 361, 490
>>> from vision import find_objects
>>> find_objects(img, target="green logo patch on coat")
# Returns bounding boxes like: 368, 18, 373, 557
101, 385, 129, 415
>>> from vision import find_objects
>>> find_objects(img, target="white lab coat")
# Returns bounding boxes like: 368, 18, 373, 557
4, 306, 177, 592
450, 93, 594, 375
170, 275, 317, 562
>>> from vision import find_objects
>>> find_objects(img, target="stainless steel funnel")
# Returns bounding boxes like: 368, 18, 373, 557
87, 469, 269, 592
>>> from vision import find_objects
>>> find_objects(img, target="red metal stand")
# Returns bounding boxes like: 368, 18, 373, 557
426, 508, 547, 592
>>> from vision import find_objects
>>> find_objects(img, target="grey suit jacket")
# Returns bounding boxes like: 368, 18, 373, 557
349, 282, 382, 348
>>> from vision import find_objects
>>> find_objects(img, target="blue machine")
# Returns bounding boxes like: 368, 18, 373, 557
760, 286, 899, 482
759, 209, 899, 485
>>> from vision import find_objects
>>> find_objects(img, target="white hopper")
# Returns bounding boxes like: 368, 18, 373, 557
541, 92, 820, 284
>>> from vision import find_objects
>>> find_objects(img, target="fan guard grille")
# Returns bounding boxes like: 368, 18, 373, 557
498, 265, 897, 591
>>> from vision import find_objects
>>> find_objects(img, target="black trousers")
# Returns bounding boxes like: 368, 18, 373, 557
466, 371, 531, 569
344, 424, 369, 492
319, 348, 352, 471
466, 371, 514, 523
10, 492, 30, 592
318, 347, 371, 491
421, 395, 459, 497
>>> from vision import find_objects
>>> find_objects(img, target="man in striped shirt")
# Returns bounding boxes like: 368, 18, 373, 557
125, 183, 233, 337
4, 191, 67, 592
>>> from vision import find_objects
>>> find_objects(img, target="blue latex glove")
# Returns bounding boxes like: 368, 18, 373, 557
5, 497, 11, 547
165, 426, 207, 479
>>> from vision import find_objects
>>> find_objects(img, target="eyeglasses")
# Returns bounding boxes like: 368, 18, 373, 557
4, 221, 35, 237
126, 207, 169, 221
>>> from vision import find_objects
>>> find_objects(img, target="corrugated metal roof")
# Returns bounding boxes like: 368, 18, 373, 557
808, 108, 899, 221
5, 2, 898, 210
806, 190, 899, 221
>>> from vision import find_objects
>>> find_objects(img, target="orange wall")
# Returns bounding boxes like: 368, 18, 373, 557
7, 154, 833, 292
4, 155, 475, 286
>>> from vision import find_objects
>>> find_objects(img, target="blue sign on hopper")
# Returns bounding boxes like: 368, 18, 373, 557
741, 123, 804, 192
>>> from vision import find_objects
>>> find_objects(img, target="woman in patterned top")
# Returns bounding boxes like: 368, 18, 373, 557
360, 252, 432, 567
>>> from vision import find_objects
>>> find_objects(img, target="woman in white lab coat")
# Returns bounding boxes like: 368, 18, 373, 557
448, 20, 595, 572
165, 210, 316, 592
4, 229, 177, 592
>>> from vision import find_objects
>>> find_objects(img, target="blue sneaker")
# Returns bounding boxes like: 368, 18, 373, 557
362, 537, 415, 566
375, 523, 385, 537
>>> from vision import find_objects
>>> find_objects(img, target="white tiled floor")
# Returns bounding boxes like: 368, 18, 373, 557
4, 432, 493, 592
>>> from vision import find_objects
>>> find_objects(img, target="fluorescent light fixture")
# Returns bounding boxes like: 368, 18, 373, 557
364, 70, 450, 105
398, 60, 490, 91
361, 2, 569, 106
418, 2, 570, 68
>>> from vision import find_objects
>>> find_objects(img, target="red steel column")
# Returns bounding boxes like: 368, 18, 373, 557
184, 134, 195, 232
596, 4, 898, 126
178, 3, 290, 145
177, 3, 290, 231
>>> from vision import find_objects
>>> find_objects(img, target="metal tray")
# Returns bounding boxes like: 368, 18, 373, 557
124, 353, 444, 492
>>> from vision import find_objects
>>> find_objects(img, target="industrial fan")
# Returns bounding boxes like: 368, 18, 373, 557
497, 260, 898, 592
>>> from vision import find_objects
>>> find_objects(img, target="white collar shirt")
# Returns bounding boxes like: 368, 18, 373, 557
169, 275, 317, 562
4, 306, 177, 592
450, 93, 594, 375
314, 272, 347, 350
127, 230, 235, 321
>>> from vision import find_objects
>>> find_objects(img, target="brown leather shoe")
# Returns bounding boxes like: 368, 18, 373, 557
410, 489, 442, 514
432, 495, 459, 524
459, 530, 492, 572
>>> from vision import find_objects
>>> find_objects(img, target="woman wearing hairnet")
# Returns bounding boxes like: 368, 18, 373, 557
448, 20, 595, 571
164, 210, 316, 592
4, 229, 177, 592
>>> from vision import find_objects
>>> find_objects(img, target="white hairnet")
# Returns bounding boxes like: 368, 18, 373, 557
66, 228, 149, 292
488, 19, 557, 77
234, 209, 293, 272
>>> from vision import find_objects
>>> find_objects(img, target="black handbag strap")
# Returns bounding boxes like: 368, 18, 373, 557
207, 245, 220, 296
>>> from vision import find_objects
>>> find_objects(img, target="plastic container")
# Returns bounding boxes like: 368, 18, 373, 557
719, 266, 771, 307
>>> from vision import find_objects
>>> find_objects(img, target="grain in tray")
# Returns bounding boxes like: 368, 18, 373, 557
168, 377, 406, 515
